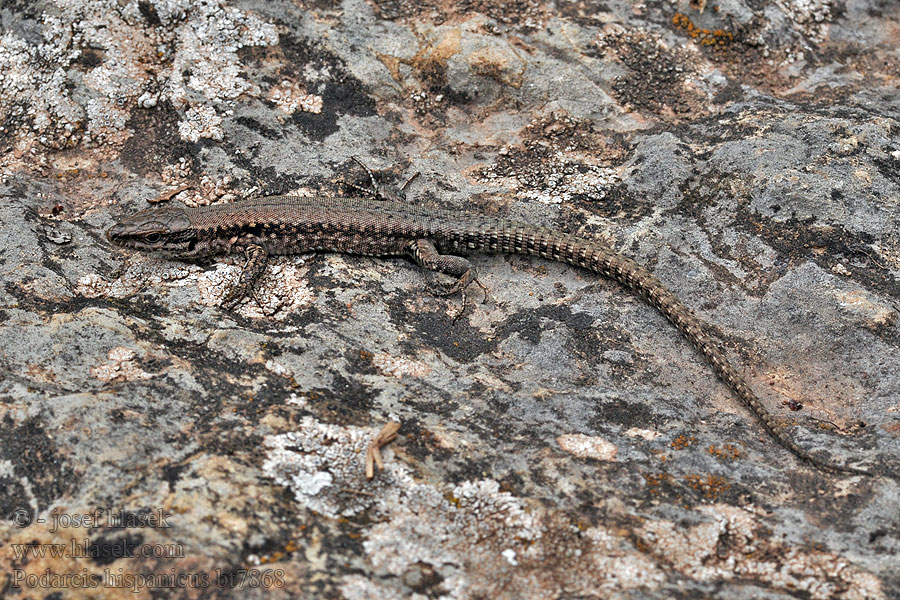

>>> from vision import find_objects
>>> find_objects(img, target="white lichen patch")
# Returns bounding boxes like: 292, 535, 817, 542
557, 433, 618, 461
833, 289, 897, 329
189, 263, 237, 306
168, 2, 277, 104
520, 161, 621, 205
285, 393, 309, 409
77, 261, 200, 299
0, 0, 278, 156
480, 148, 620, 205
265, 417, 666, 598
0, 28, 83, 150
263, 360, 291, 378
371, 352, 431, 379
268, 80, 324, 115
637, 504, 884, 600
775, 0, 833, 43
232, 262, 315, 320
263, 417, 397, 518
90, 346, 154, 382
194, 265, 247, 309
177, 104, 224, 142
76, 273, 122, 299
83, 255, 312, 316
625, 427, 662, 441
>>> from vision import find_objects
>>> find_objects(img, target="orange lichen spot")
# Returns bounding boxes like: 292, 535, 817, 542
570, 517, 591, 531
671, 434, 695, 450
633, 535, 653, 554
259, 550, 285, 563
708, 443, 742, 460
684, 474, 730, 500
672, 12, 734, 48
643, 471, 675, 496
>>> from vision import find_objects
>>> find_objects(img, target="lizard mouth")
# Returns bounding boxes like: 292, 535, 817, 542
106, 225, 200, 258
106, 223, 128, 244
106, 204, 195, 252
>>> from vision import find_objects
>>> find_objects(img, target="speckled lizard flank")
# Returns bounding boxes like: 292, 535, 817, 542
107, 194, 868, 476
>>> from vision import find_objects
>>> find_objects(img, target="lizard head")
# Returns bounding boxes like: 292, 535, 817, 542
106, 204, 199, 257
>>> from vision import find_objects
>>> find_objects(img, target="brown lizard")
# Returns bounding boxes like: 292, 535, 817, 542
106, 166, 870, 476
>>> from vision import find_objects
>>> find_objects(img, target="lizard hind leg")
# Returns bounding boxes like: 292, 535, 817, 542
407, 239, 484, 318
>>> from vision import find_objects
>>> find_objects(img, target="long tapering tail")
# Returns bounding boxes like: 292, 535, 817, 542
520, 230, 869, 475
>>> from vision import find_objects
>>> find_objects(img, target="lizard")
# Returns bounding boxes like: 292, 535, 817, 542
105, 164, 871, 477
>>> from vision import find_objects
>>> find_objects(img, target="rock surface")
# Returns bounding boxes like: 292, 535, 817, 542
1, 0, 899, 598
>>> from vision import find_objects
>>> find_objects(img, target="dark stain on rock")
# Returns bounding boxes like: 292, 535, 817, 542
121, 107, 200, 177
0, 416, 77, 518
89, 532, 145, 565
239, 32, 376, 142
234, 116, 283, 141
392, 306, 494, 363
592, 27, 703, 119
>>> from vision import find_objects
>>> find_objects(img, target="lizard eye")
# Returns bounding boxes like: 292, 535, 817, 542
144, 232, 162, 243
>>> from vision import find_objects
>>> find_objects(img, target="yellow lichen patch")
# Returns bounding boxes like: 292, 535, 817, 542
707, 443, 742, 461
671, 434, 695, 450
375, 51, 404, 82
643, 471, 676, 496
684, 474, 730, 501
672, 12, 734, 47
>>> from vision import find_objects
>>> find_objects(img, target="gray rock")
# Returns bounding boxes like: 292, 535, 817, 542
1, 0, 898, 598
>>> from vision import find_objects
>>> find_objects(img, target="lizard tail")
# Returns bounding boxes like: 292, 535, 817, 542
536, 233, 871, 476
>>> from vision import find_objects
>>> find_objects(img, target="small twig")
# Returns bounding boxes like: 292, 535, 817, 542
148, 185, 191, 204
365, 421, 401, 480
400, 171, 421, 192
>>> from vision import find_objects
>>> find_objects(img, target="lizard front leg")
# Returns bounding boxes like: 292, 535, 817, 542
221, 244, 268, 309
407, 239, 487, 317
